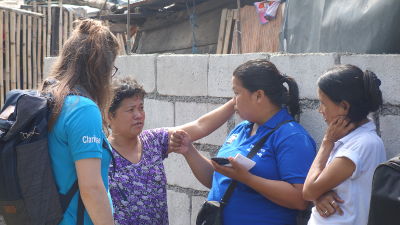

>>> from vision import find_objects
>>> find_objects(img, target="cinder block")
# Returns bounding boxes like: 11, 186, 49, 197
144, 99, 174, 130
201, 104, 230, 146
174, 102, 228, 145
157, 55, 209, 96
114, 54, 157, 93
191, 196, 207, 225
340, 55, 400, 105
380, 115, 400, 158
167, 190, 191, 225
165, 151, 211, 191
300, 109, 327, 146
270, 53, 336, 99
208, 53, 269, 97
43, 57, 57, 79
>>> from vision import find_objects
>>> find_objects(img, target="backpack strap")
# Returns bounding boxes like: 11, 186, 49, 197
220, 120, 294, 206
59, 180, 85, 224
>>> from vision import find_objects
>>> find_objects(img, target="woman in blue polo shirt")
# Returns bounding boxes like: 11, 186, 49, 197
171, 59, 316, 225
45, 19, 118, 225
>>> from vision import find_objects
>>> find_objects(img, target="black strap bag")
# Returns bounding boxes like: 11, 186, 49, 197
367, 156, 400, 225
196, 120, 293, 225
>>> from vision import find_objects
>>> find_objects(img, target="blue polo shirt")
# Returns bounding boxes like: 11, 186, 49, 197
48, 96, 112, 225
208, 109, 316, 225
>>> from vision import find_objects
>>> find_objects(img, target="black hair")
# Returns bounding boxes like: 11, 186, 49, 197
318, 64, 383, 122
233, 59, 300, 117
109, 77, 146, 115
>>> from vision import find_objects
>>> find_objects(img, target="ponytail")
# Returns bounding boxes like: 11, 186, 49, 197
363, 70, 383, 112
282, 75, 300, 117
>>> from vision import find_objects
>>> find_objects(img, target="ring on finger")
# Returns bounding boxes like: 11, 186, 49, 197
330, 200, 336, 205
323, 210, 328, 215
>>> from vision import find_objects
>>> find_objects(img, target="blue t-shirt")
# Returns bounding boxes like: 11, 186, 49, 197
208, 109, 316, 225
48, 96, 112, 225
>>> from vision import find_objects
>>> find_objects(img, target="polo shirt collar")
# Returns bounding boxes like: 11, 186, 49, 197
337, 120, 376, 144
260, 108, 293, 129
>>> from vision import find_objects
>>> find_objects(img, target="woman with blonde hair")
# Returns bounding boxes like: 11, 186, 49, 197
44, 19, 119, 225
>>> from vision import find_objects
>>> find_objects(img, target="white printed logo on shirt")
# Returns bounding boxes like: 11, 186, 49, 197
226, 134, 238, 144
82, 136, 101, 144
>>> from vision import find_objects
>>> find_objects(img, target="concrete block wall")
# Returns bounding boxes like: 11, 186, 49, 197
43, 53, 400, 225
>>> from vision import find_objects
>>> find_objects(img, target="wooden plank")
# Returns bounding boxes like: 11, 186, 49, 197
69, 10, 73, 36
222, 9, 234, 54
10, 12, 17, 90
4, 11, 10, 94
22, 15, 27, 89
58, 1, 63, 53
47, 1, 51, 56
32, 15, 38, 88
0, 5, 44, 18
0, 10, 4, 105
63, 9, 68, 45
27, 16, 32, 89
16, 14, 21, 89
38, 10, 43, 87
41, 7, 47, 61
216, 8, 227, 54
235, 3, 284, 53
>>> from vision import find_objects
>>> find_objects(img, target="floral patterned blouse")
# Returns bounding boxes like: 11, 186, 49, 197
109, 128, 169, 225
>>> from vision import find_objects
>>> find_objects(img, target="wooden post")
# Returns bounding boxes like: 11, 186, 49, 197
10, 12, 17, 90
16, 14, 21, 89
58, 0, 63, 53
27, 16, 32, 89
0, 10, 4, 105
222, 10, 234, 54
47, 0, 51, 56
38, 9, 43, 86
69, 10, 73, 36
42, 7, 47, 62
216, 9, 227, 54
22, 14, 27, 89
63, 9, 68, 45
5, 11, 10, 94
32, 15, 38, 88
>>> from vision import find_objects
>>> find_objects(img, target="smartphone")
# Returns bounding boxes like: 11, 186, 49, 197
211, 157, 231, 166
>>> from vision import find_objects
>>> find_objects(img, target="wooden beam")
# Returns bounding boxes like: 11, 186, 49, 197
10, 12, 17, 90
5, 11, 10, 93
41, 7, 47, 77
38, 10, 43, 87
222, 9, 233, 54
22, 14, 27, 89
0, 6, 44, 18
47, 0, 51, 57
58, 1, 63, 53
27, 16, 32, 89
16, 14, 21, 89
63, 9, 68, 47
216, 8, 227, 54
32, 15, 38, 88
0, 10, 4, 105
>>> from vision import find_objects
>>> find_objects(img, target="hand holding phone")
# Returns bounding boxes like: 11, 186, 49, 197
211, 157, 232, 167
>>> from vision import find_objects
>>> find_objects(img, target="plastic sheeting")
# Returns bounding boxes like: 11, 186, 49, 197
281, 0, 400, 54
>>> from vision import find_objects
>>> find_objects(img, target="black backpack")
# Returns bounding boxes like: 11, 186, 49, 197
368, 156, 400, 225
0, 90, 84, 225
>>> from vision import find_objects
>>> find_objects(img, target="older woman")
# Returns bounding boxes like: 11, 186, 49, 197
107, 77, 234, 225
303, 64, 386, 225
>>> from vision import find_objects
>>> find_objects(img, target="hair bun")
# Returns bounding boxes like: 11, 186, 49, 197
363, 70, 383, 112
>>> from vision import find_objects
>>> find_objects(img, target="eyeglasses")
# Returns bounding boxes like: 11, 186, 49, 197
112, 66, 118, 78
